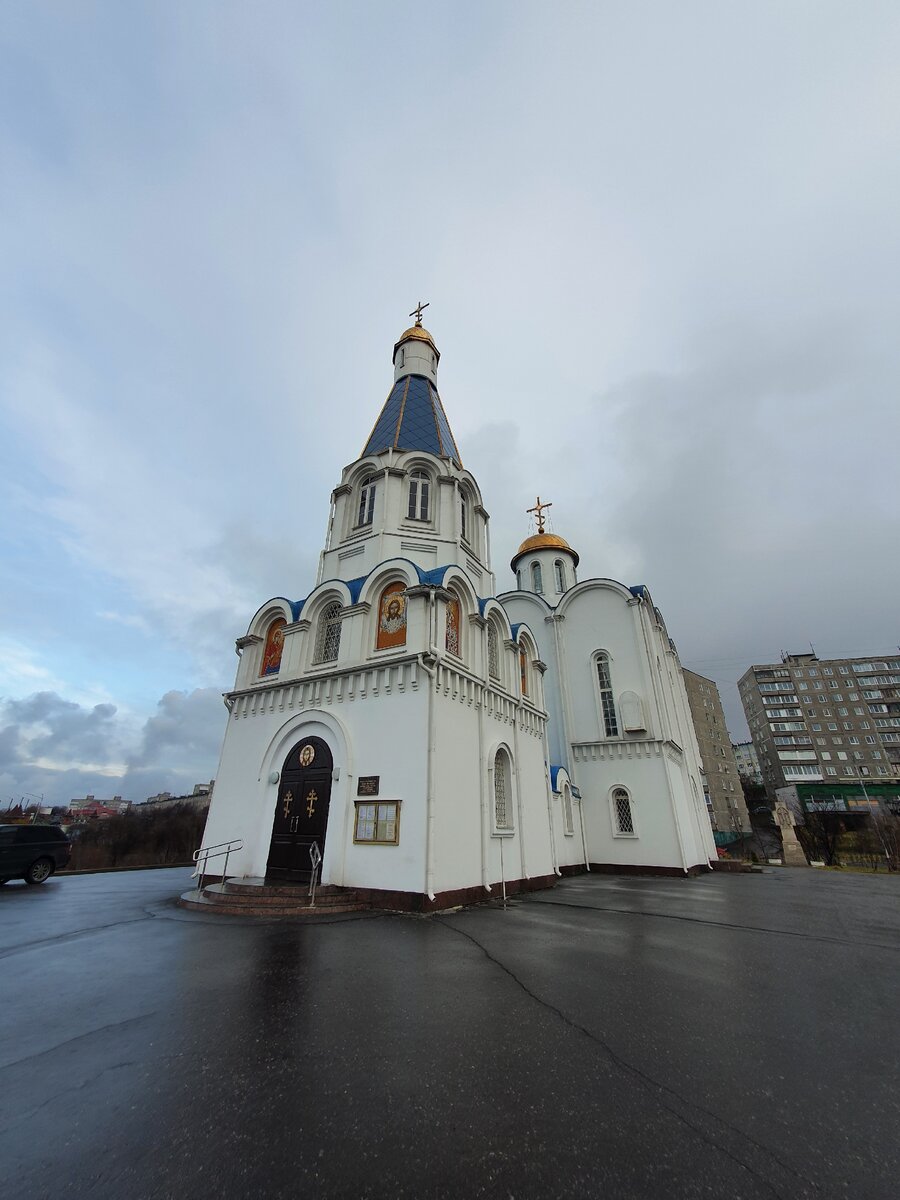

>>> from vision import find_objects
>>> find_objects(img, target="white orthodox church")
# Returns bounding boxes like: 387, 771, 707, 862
198, 312, 716, 910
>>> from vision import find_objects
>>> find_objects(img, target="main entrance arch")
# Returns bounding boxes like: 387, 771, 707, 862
266, 735, 333, 883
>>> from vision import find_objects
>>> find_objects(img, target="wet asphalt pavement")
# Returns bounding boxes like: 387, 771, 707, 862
1, 867, 898, 1200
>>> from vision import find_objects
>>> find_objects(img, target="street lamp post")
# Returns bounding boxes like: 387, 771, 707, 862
21, 792, 44, 823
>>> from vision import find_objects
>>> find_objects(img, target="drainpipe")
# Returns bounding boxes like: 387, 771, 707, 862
577, 789, 590, 871
542, 725, 561, 877
418, 585, 440, 901
479, 679, 491, 894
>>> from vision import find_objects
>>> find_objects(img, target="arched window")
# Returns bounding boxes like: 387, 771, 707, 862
563, 784, 574, 835
554, 560, 565, 593
313, 601, 342, 664
493, 749, 512, 830
487, 622, 500, 680
516, 569, 522, 590
260, 617, 286, 676
408, 470, 430, 521
531, 562, 543, 593
358, 476, 376, 526
519, 647, 529, 697
596, 652, 619, 737
376, 582, 407, 650
445, 595, 460, 656
460, 493, 469, 542
612, 787, 635, 836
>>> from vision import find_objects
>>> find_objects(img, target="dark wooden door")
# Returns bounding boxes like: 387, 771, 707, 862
266, 736, 333, 883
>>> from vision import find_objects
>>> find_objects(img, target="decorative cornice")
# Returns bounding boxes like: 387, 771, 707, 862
333, 484, 352, 498
343, 601, 371, 616
235, 634, 263, 651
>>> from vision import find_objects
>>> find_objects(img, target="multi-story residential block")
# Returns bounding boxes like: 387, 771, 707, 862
739, 652, 900, 800
683, 669, 752, 834
69, 794, 132, 815
732, 740, 762, 785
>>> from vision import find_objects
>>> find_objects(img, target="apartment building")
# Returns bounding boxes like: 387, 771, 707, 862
683, 669, 752, 834
739, 652, 900, 799
732, 740, 762, 785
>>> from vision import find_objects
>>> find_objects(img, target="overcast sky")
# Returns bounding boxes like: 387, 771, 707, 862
2, 2, 899, 807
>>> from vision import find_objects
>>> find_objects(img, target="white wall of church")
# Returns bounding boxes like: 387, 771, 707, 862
202, 677, 430, 892
501, 578, 714, 873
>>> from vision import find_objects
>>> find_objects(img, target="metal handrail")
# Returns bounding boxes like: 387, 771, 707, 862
192, 838, 243, 894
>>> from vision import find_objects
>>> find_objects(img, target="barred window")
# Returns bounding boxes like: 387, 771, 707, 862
596, 653, 619, 737
408, 470, 430, 521
563, 785, 574, 835
531, 562, 543, 593
313, 602, 342, 663
612, 787, 635, 835
358, 476, 376, 526
487, 622, 500, 679
494, 750, 512, 830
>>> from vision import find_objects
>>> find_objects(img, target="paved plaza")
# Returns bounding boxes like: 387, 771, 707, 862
1, 867, 898, 1199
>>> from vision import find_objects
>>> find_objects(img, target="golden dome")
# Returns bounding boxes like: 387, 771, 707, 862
511, 532, 580, 567
398, 325, 435, 343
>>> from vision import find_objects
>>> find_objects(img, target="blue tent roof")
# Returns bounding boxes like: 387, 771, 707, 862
362, 374, 462, 466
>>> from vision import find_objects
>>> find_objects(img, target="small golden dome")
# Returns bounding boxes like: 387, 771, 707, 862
512, 532, 580, 567
393, 324, 441, 365
399, 325, 435, 343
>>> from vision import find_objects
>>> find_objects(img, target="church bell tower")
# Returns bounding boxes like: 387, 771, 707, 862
317, 306, 494, 595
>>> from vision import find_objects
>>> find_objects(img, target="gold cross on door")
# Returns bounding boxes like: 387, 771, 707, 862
282, 791, 293, 819
306, 789, 318, 818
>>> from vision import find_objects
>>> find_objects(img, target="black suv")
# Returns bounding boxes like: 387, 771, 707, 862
0, 825, 72, 885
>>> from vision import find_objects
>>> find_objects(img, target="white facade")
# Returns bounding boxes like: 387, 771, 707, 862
201, 319, 715, 907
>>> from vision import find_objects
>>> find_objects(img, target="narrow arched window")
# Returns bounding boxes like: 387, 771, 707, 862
531, 562, 543, 593
516, 569, 522, 590
563, 785, 574, 835
519, 647, 529, 696
460, 494, 469, 542
445, 595, 460, 656
260, 617, 286, 676
358, 476, 376, 526
494, 749, 512, 830
487, 622, 500, 679
408, 470, 430, 521
314, 601, 342, 663
612, 787, 635, 835
596, 652, 619, 736
554, 560, 565, 593
376, 582, 407, 650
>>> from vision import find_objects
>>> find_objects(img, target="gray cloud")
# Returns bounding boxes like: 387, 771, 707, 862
0, 688, 225, 807
1, 3, 899, 769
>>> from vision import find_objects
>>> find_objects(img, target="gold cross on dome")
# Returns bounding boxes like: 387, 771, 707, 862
527, 496, 552, 534
409, 299, 430, 327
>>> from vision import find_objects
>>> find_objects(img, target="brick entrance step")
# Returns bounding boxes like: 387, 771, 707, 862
177, 878, 371, 917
